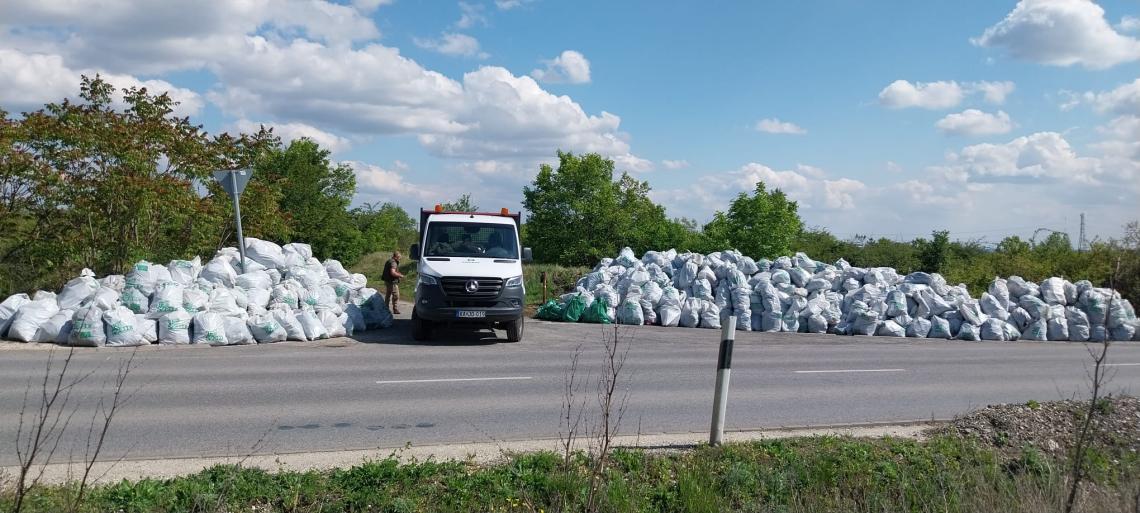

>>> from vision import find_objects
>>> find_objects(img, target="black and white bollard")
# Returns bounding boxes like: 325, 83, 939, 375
710, 316, 736, 446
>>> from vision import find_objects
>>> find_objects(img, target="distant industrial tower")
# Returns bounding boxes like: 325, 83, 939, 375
1078, 212, 1087, 252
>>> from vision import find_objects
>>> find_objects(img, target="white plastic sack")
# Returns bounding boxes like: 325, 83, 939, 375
69, 306, 107, 347
1047, 304, 1069, 341
183, 288, 209, 314
1022, 318, 1048, 341
244, 237, 287, 270
297, 309, 328, 340
980, 318, 1007, 341
236, 270, 273, 291
324, 259, 353, 283
616, 299, 644, 325
41, 309, 74, 344
168, 257, 202, 286
248, 312, 287, 343
700, 302, 722, 329
192, 312, 228, 345
318, 309, 347, 338
8, 299, 60, 342
657, 297, 682, 327
1, 293, 33, 338
148, 282, 184, 318
957, 322, 981, 341
126, 261, 170, 297
876, 320, 905, 337
273, 308, 307, 341
1040, 277, 1067, 305
121, 287, 150, 314
1066, 306, 1090, 342
135, 314, 158, 343
679, 298, 702, 328
104, 306, 146, 347
222, 316, 256, 345
208, 288, 242, 315
928, 316, 952, 339
58, 271, 99, 310
158, 310, 192, 344
906, 317, 932, 338
200, 257, 237, 287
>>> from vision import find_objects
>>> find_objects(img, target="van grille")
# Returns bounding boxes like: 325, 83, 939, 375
441, 277, 503, 299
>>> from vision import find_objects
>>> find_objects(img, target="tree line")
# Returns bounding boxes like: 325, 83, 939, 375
3, 77, 1136, 304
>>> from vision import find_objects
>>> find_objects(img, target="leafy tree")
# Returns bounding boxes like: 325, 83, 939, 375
996, 236, 1031, 255
914, 230, 951, 273
354, 201, 417, 254
253, 139, 364, 263
1, 76, 268, 292
440, 193, 479, 212
522, 151, 676, 265
702, 182, 803, 259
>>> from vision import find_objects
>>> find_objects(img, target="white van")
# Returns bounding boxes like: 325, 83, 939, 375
408, 206, 532, 342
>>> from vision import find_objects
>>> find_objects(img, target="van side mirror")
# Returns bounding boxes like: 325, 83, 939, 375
521, 247, 533, 262
409, 244, 420, 261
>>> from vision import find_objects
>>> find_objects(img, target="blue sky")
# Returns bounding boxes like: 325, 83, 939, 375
2, 0, 1138, 243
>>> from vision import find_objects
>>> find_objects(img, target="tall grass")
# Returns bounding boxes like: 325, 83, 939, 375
7, 435, 1138, 513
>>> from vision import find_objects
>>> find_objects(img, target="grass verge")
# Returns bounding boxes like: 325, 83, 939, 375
5, 433, 1137, 513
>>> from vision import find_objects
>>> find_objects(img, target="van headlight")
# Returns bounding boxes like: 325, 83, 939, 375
419, 274, 439, 286
504, 275, 523, 288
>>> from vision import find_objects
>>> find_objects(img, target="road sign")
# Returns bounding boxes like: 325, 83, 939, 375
213, 169, 252, 198
213, 170, 252, 273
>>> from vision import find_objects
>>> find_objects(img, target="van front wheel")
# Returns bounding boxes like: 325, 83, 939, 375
504, 317, 524, 342
412, 310, 431, 341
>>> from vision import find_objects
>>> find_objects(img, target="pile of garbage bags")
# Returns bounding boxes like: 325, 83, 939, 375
0, 238, 394, 347
536, 247, 1140, 342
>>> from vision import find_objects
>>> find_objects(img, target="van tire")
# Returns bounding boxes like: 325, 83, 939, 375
412, 310, 431, 341
504, 317, 524, 342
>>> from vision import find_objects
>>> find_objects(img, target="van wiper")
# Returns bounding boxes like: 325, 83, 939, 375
493, 259, 517, 263
426, 257, 451, 261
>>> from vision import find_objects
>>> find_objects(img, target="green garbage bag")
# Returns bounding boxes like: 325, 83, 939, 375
560, 294, 587, 322
581, 297, 611, 324
536, 300, 564, 321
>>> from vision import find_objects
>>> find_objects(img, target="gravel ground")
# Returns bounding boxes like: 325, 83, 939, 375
931, 395, 1140, 459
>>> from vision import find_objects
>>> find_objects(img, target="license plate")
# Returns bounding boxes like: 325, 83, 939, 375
456, 310, 486, 319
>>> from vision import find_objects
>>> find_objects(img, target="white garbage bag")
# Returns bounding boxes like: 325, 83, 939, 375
679, 298, 702, 328
208, 288, 242, 315
928, 316, 952, 339
1018, 295, 1049, 321
1002, 321, 1021, 341
1046, 304, 1069, 341
1, 293, 33, 338
692, 278, 714, 301
236, 270, 273, 291
183, 288, 209, 314
700, 302, 722, 329
657, 296, 682, 327
318, 309, 347, 338
1040, 277, 1067, 305
1022, 317, 1048, 341
168, 257, 202, 286
222, 316, 256, 345
58, 271, 99, 310
956, 323, 981, 341
192, 312, 228, 345
906, 317, 932, 338
980, 318, 1007, 341
272, 308, 307, 341
885, 290, 907, 318
41, 309, 74, 344
876, 320, 905, 337
121, 287, 150, 314
200, 256, 238, 287
244, 237, 287, 270
148, 282, 184, 318
158, 310, 192, 344
135, 314, 158, 343
8, 299, 60, 342
760, 311, 782, 332
282, 243, 313, 267
958, 300, 987, 326
297, 309, 328, 340
1066, 306, 1090, 342
104, 306, 146, 347
851, 309, 879, 336
69, 306, 107, 347
1007, 276, 1033, 298
98, 275, 126, 293
324, 259, 353, 283
247, 312, 287, 343
126, 261, 171, 297
1009, 307, 1032, 331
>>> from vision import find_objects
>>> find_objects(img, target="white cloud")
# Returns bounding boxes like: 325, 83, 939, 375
968, 80, 1016, 104
661, 159, 690, 170
344, 160, 437, 202
495, 0, 532, 9
613, 153, 654, 173
455, 1, 487, 29
1120, 15, 1140, 33
0, 0, 381, 75
414, 33, 488, 59
754, 118, 807, 135
973, 0, 1140, 69
878, 80, 964, 109
0, 48, 202, 116
949, 132, 1102, 183
886, 161, 903, 173
1086, 78, 1140, 116
530, 50, 591, 84
935, 109, 1014, 136
232, 120, 351, 153
352, 0, 393, 12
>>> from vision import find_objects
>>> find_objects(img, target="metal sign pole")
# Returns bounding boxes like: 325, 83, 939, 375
230, 171, 247, 275
710, 316, 736, 446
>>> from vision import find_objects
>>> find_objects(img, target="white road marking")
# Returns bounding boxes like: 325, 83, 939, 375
1105, 363, 1140, 367
375, 376, 533, 384
794, 369, 906, 374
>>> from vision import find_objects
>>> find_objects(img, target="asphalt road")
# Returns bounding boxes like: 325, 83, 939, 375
2, 315, 1139, 466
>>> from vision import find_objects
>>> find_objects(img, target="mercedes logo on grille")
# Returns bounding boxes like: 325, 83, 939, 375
465, 279, 480, 293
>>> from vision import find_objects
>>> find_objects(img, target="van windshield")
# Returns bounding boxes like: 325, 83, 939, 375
424, 222, 519, 259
